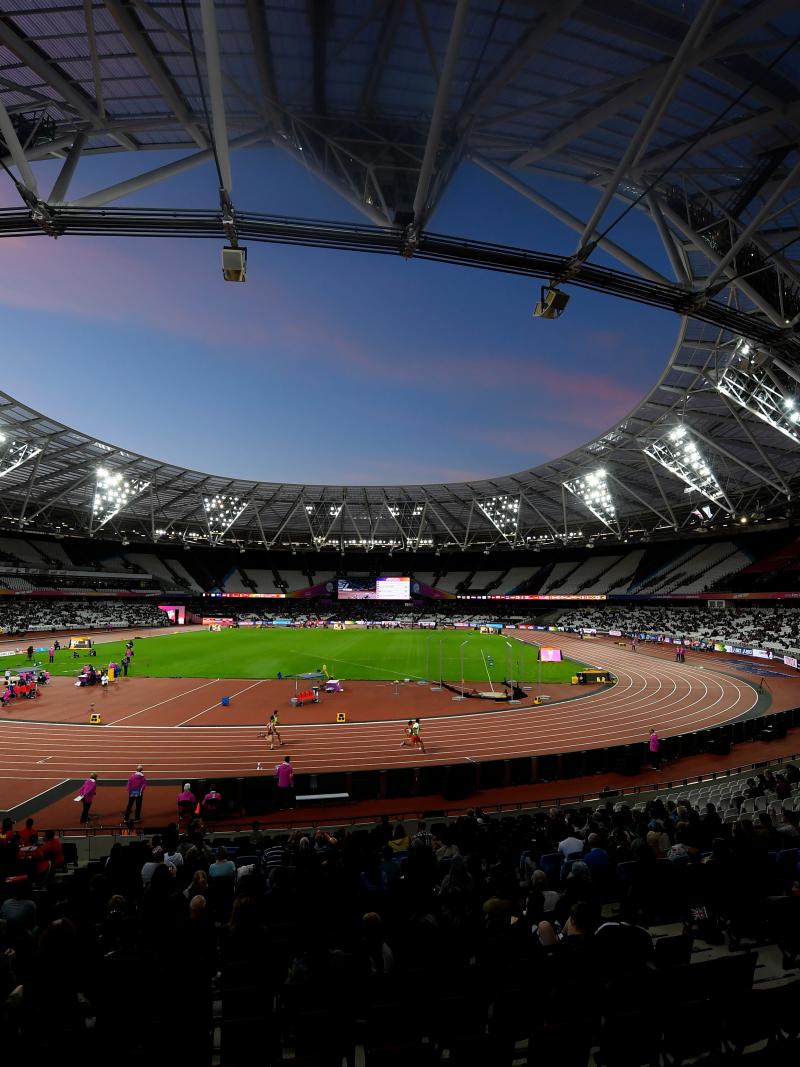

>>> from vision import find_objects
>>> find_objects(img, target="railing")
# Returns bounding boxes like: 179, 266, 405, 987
55, 749, 800, 846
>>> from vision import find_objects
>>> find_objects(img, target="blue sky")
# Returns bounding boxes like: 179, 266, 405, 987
0, 146, 677, 484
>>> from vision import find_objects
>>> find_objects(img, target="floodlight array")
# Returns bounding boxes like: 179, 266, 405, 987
203, 493, 248, 542
644, 426, 732, 511
563, 470, 618, 531
478, 495, 520, 537
92, 467, 150, 530
710, 340, 800, 444
0, 432, 41, 479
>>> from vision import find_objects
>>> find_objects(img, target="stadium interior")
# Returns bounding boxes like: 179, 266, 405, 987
3, 1, 800, 1065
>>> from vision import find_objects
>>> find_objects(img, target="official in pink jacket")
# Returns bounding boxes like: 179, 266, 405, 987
77, 773, 98, 825
275, 756, 295, 809
124, 765, 147, 824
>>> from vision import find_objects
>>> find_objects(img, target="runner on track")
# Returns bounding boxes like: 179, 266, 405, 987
267, 709, 283, 750
400, 719, 413, 747
410, 718, 426, 753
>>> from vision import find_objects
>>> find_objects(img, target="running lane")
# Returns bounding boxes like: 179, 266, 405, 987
0, 631, 758, 798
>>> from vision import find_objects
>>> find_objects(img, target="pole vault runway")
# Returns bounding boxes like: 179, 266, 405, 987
0, 632, 760, 809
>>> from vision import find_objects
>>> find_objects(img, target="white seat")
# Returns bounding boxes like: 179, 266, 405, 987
742, 799, 755, 813
755, 796, 768, 811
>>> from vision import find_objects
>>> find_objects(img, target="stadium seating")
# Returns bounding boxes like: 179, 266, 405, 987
4, 770, 800, 1066
556, 605, 800, 653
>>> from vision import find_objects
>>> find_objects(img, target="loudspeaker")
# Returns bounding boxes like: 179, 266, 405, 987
222, 245, 247, 282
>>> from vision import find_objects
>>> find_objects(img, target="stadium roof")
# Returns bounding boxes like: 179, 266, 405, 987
1, 0, 800, 551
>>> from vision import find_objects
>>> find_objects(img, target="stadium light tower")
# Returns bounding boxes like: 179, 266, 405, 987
91, 466, 150, 532
0, 431, 41, 479
478, 495, 521, 544
643, 425, 734, 513
204, 493, 248, 544
708, 339, 800, 443
563, 470, 619, 534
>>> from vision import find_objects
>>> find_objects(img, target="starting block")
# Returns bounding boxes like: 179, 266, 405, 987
89, 713, 102, 725
336, 712, 346, 723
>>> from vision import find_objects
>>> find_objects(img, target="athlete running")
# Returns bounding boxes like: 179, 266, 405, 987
266, 709, 283, 750
400, 719, 413, 747
410, 717, 426, 753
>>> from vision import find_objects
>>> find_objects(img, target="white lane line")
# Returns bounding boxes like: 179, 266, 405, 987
108, 678, 221, 725
6, 778, 69, 810
36, 756, 52, 764
176, 679, 267, 727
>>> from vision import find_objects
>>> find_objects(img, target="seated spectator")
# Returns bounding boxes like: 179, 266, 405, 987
18, 819, 35, 847
0, 879, 36, 932
583, 833, 610, 866
387, 823, 410, 854
177, 782, 197, 819
201, 785, 222, 819
209, 847, 235, 880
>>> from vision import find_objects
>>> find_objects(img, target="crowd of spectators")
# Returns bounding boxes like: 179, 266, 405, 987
3, 776, 800, 1065
0, 598, 172, 637
557, 606, 800, 652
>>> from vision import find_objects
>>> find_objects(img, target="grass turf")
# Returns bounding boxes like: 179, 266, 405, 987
3, 628, 588, 684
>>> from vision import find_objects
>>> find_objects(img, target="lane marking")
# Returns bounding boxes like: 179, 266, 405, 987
176, 679, 267, 726
36, 756, 52, 764
108, 678, 221, 725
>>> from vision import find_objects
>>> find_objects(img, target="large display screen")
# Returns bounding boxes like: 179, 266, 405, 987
539, 647, 563, 662
337, 577, 410, 600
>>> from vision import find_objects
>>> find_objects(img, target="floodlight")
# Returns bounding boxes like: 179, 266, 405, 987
0, 436, 41, 479
644, 424, 733, 512
92, 467, 150, 531
709, 338, 800, 443
533, 285, 569, 319
222, 245, 247, 282
204, 493, 248, 542
563, 469, 618, 532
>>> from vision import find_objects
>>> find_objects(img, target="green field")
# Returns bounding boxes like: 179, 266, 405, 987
3, 628, 588, 684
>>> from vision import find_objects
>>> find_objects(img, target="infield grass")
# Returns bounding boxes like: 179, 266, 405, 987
3, 628, 588, 684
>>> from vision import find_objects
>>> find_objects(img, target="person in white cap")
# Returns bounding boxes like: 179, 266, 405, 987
124, 765, 147, 824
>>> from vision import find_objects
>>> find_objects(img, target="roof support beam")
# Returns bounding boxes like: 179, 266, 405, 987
719, 395, 792, 496
652, 194, 788, 328
643, 454, 678, 528
49, 132, 87, 204
472, 154, 669, 284
0, 94, 38, 194
103, 0, 207, 148
411, 0, 470, 229
512, 61, 669, 168
199, 0, 233, 193
459, 0, 583, 127
703, 154, 800, 291
577, 0, 723, 251
245, 0, 282, 125
0, 14, 135, 150
606, 471, 672, 527
646, 193, 690, 284
360, 0, 403, 116
83, 0, 106, 120
69, 130, 263, 207
689, 425, 788, 495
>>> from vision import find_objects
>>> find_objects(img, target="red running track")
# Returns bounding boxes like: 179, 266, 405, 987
0, 631, 761, 811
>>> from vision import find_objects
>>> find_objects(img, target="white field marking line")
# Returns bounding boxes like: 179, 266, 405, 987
108, 678, 221, 725
176, 679, 267, 726
5, 778, 69, 810
36, 756, 52, 763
